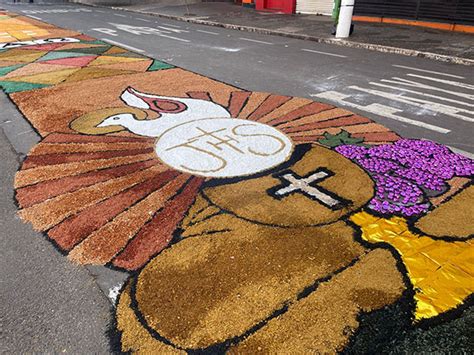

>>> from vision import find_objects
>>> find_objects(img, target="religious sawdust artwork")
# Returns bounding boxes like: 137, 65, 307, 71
1, 10, 473, 354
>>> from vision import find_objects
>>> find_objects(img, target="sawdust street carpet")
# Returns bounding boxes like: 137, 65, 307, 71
1, 10, 473, 354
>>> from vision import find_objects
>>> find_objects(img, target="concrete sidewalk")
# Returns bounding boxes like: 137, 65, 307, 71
80, 1, 473, 64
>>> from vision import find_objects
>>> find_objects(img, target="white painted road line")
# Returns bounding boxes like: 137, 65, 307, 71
197, 29, 219, 35
101, 38, 145, 53
136, 18, 151, 22
350, 85, 474, 123
370, 82, 474, 108
162, 23, 182, 28
407, 74, 474, 91
113, 13, 127, 18
313, 91, 450, 134
448, 146, 474, 159
156, 26, 189, 33
158, 34, 190, 43
239, 37, 273, 45
27, 15, 42, 20
393, 65, 465, 79
382, 77, 474, 101
301, 48, 347, 58
92, 28, 118, 36
208, 46, 241, 52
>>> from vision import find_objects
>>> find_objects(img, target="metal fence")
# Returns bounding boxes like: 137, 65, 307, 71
354, 0, 474, 25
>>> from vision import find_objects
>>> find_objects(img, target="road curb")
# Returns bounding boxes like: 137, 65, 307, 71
80, 3, 474, 66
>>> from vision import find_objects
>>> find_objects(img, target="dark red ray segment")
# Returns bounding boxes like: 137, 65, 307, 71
282, 115, 371, 134
227, 91, 251, 117
266, 102, 334, 126
22, 147, 154, 169
16, 159, 159, 208
112, 177, 204, 271
49, 169, 180, 250
42, 133, 153, 144
247, 94, 291, 121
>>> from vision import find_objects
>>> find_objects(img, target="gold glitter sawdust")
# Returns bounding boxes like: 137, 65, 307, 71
116, 282, 184, 354
134, 215, 365, 349
229, 249, 404, 354
204, 145, 374, 227
418, 184, 474, 239
70, 107, 148, 135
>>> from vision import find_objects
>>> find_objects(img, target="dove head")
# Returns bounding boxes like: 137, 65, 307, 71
97, 113, 136, 128
121, 87, 231, 123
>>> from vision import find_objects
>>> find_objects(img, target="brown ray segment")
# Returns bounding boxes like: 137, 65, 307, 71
22, 147, 155, 170
41, 133, 152, 144
187, 91, 212, 101
282, 115, 372, 134
288, 125, 391, 143
15, 152, 156, 188
68, 174, 190, 265
237, 92, 270, 119
257, 97, 314, 124
276, 108, 353, 129
226, 91, 251, 117
265, 102, 335, 126
29, 142, 152, 155
16, 159, 159, 209
246, 94, 292, 121
18, 165, 165, 231
291, 134, 325, 143
49, 169, 180, 251
289, 124, 400, 144
112, 177, 204, 271
229, 249, 404, 354
352, 131, 401, 143
342, 122, 392, 134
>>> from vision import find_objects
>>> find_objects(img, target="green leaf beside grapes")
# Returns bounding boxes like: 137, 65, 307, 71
318, 130, 368, 148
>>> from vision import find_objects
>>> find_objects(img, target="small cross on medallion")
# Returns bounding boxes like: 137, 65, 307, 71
269, 168, 346, 209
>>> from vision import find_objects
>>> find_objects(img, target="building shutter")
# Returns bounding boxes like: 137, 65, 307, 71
354, 0, 474, 25
296, 0, 334, 15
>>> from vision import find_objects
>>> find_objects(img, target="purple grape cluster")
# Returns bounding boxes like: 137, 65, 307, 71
335, 139, 474, 217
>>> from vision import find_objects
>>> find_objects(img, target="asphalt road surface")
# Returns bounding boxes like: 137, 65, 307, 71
0, 122, 111, 353
2, 1, 474, 156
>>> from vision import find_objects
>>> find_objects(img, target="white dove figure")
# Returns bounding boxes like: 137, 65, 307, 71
97, 87, 293, 178
97, 87, 231, 138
